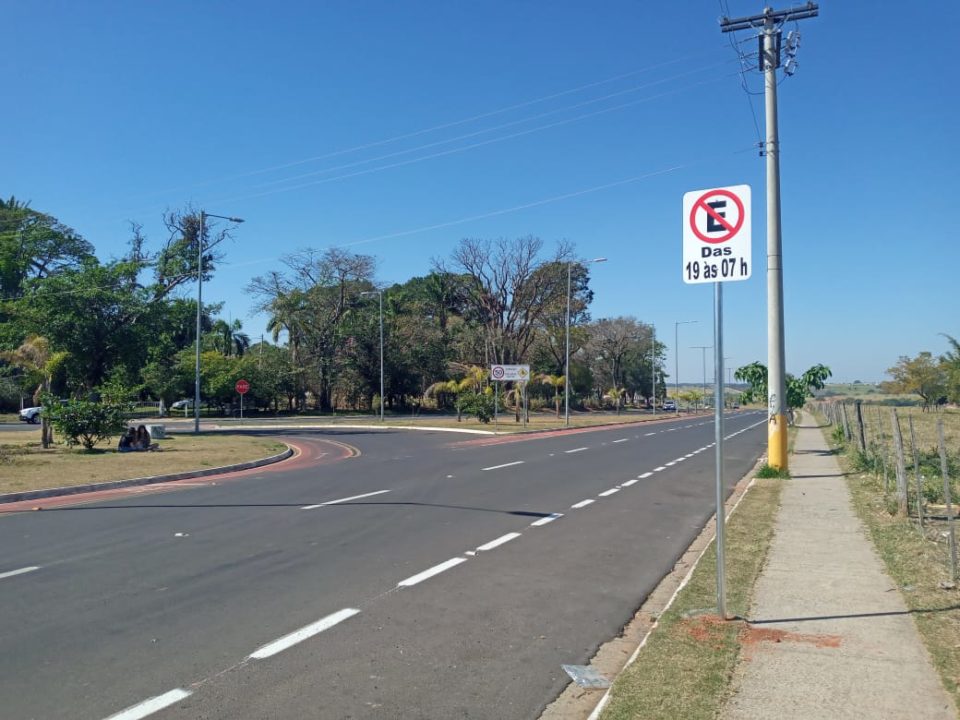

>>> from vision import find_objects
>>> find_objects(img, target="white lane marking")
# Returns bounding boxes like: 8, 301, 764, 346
398, 558, 468, 587
482, 461, 525, 471
653, 466, 667, 472
599, 488, 620, 497
685, 454, 695, 458
249, 608, 360, 659
665, 461, 677, 466
565, 447, 588, 454
477, 532, 521, 551
612, 438, 628, 444
644, 432, 656, 436
531, 513, 563, 527
571, 499, 595, 509
638, 472, 654, 479
621, 479, 639, 487
684, 425, 693, 428
0, 566, 40, 581
104, 688, 192, 720
675, 457, 686, 463
301, 489, 390, 510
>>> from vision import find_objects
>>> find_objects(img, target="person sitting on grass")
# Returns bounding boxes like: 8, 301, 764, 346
118, 427, 137, 453
134, 425, 160, 451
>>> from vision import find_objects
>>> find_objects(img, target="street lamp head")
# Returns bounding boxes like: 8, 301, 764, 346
589, 257, 607, 263
227, 217, 245, 224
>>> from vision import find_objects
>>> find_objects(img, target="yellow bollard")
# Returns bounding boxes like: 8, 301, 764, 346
768, 413, 789, 470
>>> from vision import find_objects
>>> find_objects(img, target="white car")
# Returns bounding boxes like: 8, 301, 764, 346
170, 399, 194, 410
19, 406, 42, 424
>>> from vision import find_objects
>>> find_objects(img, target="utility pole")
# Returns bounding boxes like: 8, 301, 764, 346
721, 2, 818, 471
691, 345, 712, 410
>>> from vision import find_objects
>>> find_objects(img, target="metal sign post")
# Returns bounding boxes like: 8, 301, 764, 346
494, 381, 499, 433
682, 184, 751, 620
236, 379, 250, 425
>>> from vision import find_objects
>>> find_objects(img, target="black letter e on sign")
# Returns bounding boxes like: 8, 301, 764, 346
706, 200, 727, 233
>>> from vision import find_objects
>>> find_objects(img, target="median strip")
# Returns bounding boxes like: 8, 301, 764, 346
249, 608, 360, 660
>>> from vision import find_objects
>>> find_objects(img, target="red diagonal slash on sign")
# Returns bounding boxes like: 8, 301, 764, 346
690, 189, 744, 243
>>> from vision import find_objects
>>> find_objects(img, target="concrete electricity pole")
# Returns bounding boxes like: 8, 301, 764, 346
721, 2, 818, 470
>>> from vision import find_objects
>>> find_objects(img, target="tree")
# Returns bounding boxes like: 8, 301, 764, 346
248, 247, 377, 411
941, 334, 960, 405
885, 352, 946, 411
538, 373, 565, 417
737, 361, 832, 417
734, 361, 768, 405
440, 236, 573, 365
1, 335, 68, 448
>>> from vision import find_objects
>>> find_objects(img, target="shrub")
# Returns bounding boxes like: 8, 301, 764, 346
45, 399, 128, 450
461, 391, 494, 423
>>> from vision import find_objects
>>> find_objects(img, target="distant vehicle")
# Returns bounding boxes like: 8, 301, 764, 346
733, 402, 740, 409
170, 399, 194, 410
19, 406, 42, 424
662, 400, 677, 411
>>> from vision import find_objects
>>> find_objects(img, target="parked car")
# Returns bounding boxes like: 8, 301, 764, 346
19, 406, 42, 424
170, 399, 194, 410
663, 400, 677, 411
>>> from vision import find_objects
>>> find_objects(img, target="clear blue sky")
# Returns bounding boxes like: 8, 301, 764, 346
2, 1, 956, 384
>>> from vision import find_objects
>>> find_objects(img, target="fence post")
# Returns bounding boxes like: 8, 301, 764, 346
908, 415, 924, 529
939, 419, 957, 584
855, 400, 866, 453
890, 409, 908, 516
877, 407, 889, 489
841, 403, 852, 441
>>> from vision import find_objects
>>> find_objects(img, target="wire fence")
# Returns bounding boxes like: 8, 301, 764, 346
815, 400, 960, 582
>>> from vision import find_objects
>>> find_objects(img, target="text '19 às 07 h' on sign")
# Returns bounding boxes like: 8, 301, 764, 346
681, 184, 751, 284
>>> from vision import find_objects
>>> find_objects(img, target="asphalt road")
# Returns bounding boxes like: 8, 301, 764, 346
0, 411, 766, 720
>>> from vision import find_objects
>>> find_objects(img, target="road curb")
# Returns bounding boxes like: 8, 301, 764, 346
0, 446, 294, 505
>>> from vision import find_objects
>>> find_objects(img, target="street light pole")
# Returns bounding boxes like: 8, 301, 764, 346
691, 345, 711, 411
565, 257, 606, 427
194, 210, 244, 434
651, 325, 657, 417
674, 320, 697, 415
361, 290, 385, 421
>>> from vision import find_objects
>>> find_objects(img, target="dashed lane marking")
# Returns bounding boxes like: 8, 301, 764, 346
398, 558, 468, 588
301, 489, 390, 510
249, 608, 360, 660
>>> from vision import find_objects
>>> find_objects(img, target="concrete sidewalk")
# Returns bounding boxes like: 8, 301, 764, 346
721, 416, 957, 719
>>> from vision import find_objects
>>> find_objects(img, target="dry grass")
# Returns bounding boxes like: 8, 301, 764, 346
600, 475, 783, 720
0, 430, 287, 495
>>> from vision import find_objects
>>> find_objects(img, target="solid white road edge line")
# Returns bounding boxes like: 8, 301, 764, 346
571, 499, 594, 509
0, 566, 40, 581
531, 513, 563, 526
103, 688, 192, 720
250, 609, 360, 660
482, 461, 525, 471
398, 558, 468, 588
301, 489, 390, 511
476, 532, 521, 551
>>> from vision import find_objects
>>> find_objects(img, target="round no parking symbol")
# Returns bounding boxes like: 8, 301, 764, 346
689, 188, 746, 244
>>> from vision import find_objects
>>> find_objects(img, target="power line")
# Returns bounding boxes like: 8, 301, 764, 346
211, 73, 737, 206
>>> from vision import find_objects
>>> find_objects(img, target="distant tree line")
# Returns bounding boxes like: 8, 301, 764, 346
0, 199, 672, 420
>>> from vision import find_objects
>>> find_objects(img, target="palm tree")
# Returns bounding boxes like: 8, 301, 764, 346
425, 364, 487, 422
1, 335, 68, 448
538, 373, 565, 418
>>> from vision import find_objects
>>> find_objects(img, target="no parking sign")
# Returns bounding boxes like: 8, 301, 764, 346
682, 185, 751, 284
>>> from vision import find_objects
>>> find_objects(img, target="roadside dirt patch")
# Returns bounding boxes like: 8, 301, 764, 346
737, 622, 841, 658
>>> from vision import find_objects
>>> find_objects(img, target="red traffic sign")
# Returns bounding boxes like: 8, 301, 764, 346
235, 379, 250, 395
689, 188, 745, 244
